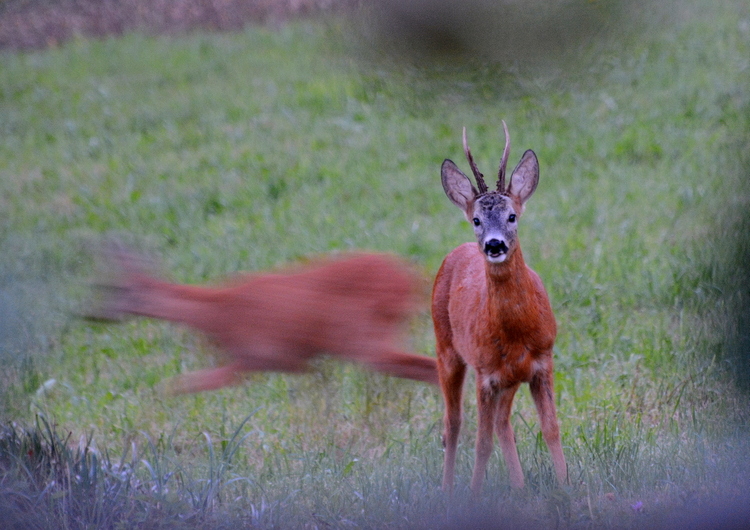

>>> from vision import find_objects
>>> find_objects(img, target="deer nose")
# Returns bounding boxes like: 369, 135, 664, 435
484, 239, 508, 256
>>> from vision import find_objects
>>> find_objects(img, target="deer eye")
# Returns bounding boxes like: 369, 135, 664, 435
508, 214, 516, 223
473, 218, 481, 227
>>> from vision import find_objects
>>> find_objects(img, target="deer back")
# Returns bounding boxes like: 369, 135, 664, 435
94, 251, 422, 361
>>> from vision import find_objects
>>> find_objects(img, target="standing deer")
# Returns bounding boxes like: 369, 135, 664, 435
90, 248, 438, 393
433, 122, 567, 493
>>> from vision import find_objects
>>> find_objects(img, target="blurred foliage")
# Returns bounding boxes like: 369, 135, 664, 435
357, 0, 656, 66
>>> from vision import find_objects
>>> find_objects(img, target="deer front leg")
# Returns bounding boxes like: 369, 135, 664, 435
471, 376, 505, 495
438, 352, 466, 493
493, 383, 524, 489
529, 370, 568, 485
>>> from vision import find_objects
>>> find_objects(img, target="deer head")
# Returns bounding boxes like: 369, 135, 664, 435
440, 121, 539, 263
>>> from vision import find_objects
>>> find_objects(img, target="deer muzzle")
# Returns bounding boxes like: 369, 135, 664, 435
484, 238, 509, 261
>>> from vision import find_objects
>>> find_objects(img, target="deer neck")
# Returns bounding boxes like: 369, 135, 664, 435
483, 245, 534, 320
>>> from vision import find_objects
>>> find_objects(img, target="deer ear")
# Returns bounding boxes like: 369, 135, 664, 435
441, 159, 477, 218
507, 150, 539, 212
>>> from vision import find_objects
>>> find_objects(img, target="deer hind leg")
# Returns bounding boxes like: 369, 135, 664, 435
438, 351, 466, 493
360, 349, 439, 385
470, 376, 507, 495
529, 371, 568, 485
494, 383, 524, 488
338, 330, 438, 385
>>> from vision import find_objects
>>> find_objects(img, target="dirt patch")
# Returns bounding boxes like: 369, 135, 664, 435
0, 0, 353, 50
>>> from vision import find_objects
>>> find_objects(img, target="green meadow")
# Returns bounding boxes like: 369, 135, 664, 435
1, 0, 749, 527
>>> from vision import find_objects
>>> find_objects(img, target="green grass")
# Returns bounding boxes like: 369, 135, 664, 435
1, 0, 750, 527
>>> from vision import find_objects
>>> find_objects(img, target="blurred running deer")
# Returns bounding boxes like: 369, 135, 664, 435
433, 123, 567, 493
91, 248, 438, 393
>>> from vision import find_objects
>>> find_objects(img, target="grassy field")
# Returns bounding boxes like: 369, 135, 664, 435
1, 0, 749, 527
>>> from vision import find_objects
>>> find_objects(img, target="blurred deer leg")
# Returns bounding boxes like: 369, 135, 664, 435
168, 365, 241, 394
363, 350, 439, 384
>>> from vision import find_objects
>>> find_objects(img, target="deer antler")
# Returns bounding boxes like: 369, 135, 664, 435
497, 120, 511, 193
463, 127, 488, 194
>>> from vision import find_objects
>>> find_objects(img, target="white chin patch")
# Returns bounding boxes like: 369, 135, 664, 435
485, 252, 508, 263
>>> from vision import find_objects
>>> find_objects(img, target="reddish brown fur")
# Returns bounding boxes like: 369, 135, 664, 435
93, 250, 438, 393
433, 126, 567, 494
